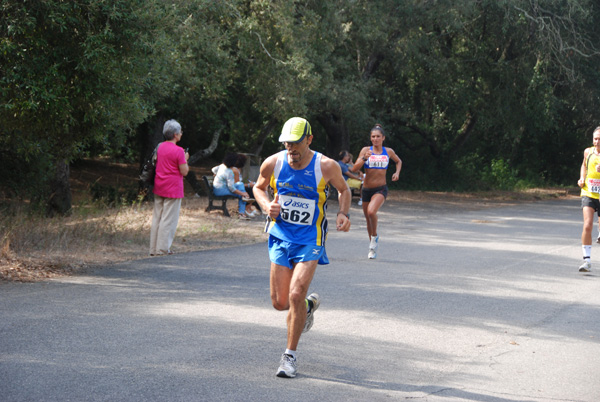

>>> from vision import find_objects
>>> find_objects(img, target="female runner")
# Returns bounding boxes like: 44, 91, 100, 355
351, 124, 402, 259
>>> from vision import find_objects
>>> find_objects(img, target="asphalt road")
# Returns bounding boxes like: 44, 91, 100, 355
1, 197, 599, 402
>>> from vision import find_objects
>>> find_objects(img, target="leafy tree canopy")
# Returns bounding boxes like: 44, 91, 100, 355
2, 0, 600, 212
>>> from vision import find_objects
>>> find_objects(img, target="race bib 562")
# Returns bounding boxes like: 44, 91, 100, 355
279, 195, 315, 225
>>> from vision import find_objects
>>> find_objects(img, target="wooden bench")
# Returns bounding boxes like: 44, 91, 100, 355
200, 175, 238, 217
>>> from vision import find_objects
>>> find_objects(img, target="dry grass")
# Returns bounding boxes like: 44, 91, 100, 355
0, 197, 268, 282
1, 156, 268, 282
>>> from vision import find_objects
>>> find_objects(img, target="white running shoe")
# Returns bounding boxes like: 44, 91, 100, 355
276, 353, 298, 378
579, 259, 592, 272
370, 235, 379, 251
303, 293, 320, 333
368, 235, 379, 259
358, 199, 363, 206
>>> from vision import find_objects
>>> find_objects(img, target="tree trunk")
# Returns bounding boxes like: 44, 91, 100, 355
448, 111, 477, 156
317, 113, 350, 158
251, 118, 278, 156
137, 114, 166, 172
138, 116, 167, 197
185, 126, 224, 195
46, 159, 72, 217
188, 126, 223, 166
184, 170, 204, 195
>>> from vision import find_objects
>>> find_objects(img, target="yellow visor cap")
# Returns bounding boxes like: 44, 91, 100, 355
279, 117, 312, 142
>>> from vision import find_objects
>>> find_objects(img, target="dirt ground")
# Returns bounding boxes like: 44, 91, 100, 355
0, 157, 579, 283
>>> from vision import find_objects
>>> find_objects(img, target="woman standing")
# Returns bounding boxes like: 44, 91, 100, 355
351, 124, 402, 259
150, 119, 190, 255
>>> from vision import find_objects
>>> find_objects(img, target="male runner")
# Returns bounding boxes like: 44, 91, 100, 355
577, 126, 600, 272
253, 117, 351, 378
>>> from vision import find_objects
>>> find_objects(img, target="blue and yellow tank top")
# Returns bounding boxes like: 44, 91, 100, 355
581, 147, 600, 200
267, 150, 329, 246
364, 146, 390, 170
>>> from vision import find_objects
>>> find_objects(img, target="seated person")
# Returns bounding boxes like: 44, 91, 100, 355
338, 150, 363, 204
232, 153, 261, 216
212, 152, 253, 220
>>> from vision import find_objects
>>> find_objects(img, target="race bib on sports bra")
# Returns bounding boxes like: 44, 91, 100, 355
588, 178, 600, 194
368, 155, 389, 168
279, 194, 315, 226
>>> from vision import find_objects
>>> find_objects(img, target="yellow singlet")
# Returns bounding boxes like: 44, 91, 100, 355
581, 147, 600, 200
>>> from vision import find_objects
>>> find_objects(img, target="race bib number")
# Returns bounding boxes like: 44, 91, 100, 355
368, 155, 389, 168
589, 179, 600, 194
279, 195, 315, 226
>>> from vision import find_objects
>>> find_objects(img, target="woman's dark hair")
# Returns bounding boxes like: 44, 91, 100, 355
371, 124, 385, 136
234, 153, 247, 169
223, 152, 239, 168
338, 150, 349, 160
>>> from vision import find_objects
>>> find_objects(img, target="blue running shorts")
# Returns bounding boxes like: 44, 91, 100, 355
268, 236, 329, 268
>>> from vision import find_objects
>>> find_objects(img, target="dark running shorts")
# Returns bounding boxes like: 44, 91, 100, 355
361, 185, 388, 203
582, 196, 600, 212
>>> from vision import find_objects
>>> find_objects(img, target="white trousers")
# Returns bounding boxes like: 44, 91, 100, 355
149, 195, 182, 255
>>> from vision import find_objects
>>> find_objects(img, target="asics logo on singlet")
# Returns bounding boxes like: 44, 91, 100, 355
283, 199, 310, 209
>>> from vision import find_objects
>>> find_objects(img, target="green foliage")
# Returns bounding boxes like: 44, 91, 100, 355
366, 0, 600, 189
0, 149, 53, 204
482, 158, 519, 191
3, 0, 600, 207
0, 0, 173, 206
1, 0, 158, 151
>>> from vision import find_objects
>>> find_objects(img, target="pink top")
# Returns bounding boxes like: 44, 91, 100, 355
153, 142, 187, 199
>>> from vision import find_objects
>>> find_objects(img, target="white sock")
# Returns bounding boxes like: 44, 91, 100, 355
582, 245, 592, 260
285, 349, 297, 359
